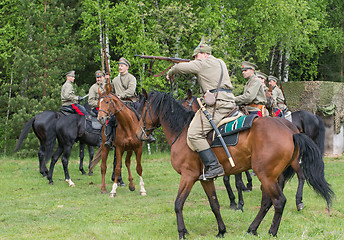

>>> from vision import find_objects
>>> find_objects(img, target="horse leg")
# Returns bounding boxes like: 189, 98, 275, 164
248, 177, 286, 236
134, 147, 146, 196
223, 176, 237, 209
245, 170, 253, 191
291, 160, 305, 211
87, 144, 94, 176
62, 145, 75, 187
247, 185, 273, 235
38, 144, 48, 177
111, 147, 123, 184
124, 151, 135, 191
234, 173, 245, 212
109, 148, 124, 197
100, 147, 110, 194
200, 180, 226, 238
175, 175, 196, 239
79, 143, 86, 175
47, 146, 63, 185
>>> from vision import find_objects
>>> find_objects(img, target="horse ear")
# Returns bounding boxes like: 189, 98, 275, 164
187, 89, 192, 99
142, 88, 148, 99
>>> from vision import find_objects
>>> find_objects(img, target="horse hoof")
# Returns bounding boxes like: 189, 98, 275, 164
101, 190, 108, 194
140, 192, 147, 196
110, 193, 116, 198
88, 172, 93, 176
129, 186, 135, 192
49, 181, 54, 185
230, 204, 237, 210
297, 203, 304, 211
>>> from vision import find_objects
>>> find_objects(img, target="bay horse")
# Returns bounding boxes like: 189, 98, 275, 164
136, 90, 333, 238
96, 86, 146, 197
181, 90, 326, 211
14, 110, 95, 177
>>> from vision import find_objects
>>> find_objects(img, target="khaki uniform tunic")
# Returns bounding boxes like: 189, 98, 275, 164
234, 74, 267, 112
61, 80, 79, 106
111, 73, 136, 101
167, 55, 236, 152
88, 82, 104, 109
271, 85, 286, 110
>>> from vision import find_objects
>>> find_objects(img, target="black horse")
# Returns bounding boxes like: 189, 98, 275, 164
14, 110, 95, 177
47, 114, 101, 186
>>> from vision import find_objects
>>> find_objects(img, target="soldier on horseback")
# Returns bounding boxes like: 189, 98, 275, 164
88, 70, 105, 116
268, 75, 287, 117
61, 71, 90, 118
235, 62, 267, 116
104, 58, 155, 149
166, 37, 236, 180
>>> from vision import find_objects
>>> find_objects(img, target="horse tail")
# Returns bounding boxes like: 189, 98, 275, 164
293, 133, 334, 209
316, 115, 325, 156
282, 166, 296, 182
14, 116, 36, 152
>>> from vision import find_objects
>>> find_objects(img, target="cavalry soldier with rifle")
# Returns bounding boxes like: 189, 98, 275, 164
268, 75, 287, 117
235, 62, 267, 116
61, 70, 90, 118
166, 37, 236, 181
104, 57, 155, 149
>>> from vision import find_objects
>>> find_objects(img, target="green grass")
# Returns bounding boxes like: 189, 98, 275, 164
0, 153, 343, 240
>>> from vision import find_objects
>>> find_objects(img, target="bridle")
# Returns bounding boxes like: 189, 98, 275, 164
184, 97, 195, 111
139, 96, 163, 140
98, 95, 126, 120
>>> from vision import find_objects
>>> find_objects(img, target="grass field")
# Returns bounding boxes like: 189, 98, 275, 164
0, 152, 343, 240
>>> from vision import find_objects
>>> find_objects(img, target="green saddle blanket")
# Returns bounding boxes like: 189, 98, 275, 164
211, 114, 258, 147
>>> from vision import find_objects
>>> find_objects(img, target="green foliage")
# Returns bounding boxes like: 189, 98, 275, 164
2, 0, 344, 154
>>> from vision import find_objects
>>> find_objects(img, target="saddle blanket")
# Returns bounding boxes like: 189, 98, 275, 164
211, 114, 258, 147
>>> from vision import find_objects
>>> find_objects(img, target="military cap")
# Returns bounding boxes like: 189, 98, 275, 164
95, 70, 103, 78
256, 71, 268, 80
241, 61, 257, 71
268, 75, 278, 82
192, 36, 212, 57
119, 57, 131, 67
66, 71, 75, 77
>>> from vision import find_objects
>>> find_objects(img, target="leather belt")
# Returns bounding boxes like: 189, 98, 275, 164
209, 88, 232, 94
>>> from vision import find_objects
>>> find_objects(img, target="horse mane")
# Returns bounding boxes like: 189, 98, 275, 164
147, 91, 195, 132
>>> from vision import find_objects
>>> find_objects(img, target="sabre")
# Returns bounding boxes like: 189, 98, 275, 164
83, 94, 89, 99
197, 98, 235, 167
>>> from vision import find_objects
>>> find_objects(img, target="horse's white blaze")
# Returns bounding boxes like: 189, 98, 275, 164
110, 182, 118, 197
99, 98, 104, 104
66, 179, 75, 187
139, 176, 146, 196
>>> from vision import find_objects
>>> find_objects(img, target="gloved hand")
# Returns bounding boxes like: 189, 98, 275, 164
78, 96, 84, 102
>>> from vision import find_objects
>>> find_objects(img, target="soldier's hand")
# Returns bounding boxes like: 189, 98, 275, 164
78, 96, 84, 102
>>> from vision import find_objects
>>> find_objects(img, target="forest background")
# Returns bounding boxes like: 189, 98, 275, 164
1, 0, 344, 155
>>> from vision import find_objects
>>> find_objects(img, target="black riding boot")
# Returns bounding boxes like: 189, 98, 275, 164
198, 148, 224, 180
104, 117, 117, 149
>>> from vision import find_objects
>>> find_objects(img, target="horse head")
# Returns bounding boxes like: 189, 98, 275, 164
136, 89, 159, 141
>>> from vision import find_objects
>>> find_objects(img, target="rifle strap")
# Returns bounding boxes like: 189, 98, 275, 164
153, 63, 175, 77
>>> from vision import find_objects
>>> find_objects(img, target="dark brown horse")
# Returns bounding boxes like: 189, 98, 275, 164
136, 90, 333, 238
96, 85, 146, 197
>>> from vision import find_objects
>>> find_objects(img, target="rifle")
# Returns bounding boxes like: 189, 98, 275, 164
279, 81, 287, 106
134, 55, 190, 77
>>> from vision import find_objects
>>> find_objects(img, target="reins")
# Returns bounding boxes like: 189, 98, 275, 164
99, 94, 126, 118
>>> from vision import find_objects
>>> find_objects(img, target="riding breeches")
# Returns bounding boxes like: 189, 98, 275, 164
187, 100, 236, 152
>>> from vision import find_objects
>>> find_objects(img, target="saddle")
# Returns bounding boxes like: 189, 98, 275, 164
60, 106, 102, 134
186, 112, 258, 151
